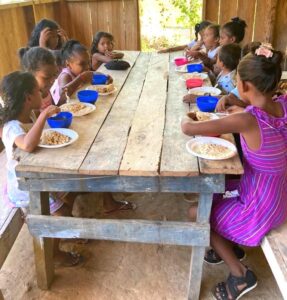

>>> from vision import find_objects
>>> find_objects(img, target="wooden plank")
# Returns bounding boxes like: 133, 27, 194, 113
27, 215, 210, 247
16, 51, 139, 174
205, 0, 220, 23
18, 174, 225, 193
273, 0, 287, 55
29, 192, 54, 290
160, 52, 199, 177
198, 134, 244, 174
261, 221, 287, 299
80, 52, 151, 175
236, 0, 256, 44
218, 0, 238, 25
33, 2, 56, 21
0, 208, 23, 268
253, 0, 278, 43
120, 52, 169, 176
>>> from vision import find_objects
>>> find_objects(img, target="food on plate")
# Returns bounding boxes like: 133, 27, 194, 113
182, 73, 207, 80
95, 84, 115, 93
187, 111, 214, 121
40, 130, 71, 145
192, 143, 234, 159
60, 102, 94, 116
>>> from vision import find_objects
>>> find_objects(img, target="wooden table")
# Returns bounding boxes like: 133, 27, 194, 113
16, 51, 243, 300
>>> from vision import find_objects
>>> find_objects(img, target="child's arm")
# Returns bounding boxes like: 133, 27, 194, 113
14, 106, 60, 152
181, 112, 255, 137
92, 53, 112, 70
58, 71, 94, 102
106, 51, 124, 59
216, 93, 247, 112
158, 45, 187, 53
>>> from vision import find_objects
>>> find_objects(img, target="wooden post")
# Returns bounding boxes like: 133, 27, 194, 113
0, 290, 4, 300
187, 193, 213, 300
29, 192, 54, 290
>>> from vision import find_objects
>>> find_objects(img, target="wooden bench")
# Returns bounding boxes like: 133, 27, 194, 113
0, 149, 24, 299
261, 221, 287, 300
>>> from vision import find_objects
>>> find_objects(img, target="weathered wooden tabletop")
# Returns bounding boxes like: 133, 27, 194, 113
16, 51, 243, 178
17, 51, 243, 300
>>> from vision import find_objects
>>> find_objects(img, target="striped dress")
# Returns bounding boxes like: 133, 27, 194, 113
210, 96, 287, 246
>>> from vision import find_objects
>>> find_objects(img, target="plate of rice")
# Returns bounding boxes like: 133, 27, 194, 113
60, 102, 96, 117
39, 128, 78, 148
186, 137, 237, 160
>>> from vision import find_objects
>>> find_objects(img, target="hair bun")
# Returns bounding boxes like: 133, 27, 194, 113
18, 47, 30, 59
231, 17, 247, 28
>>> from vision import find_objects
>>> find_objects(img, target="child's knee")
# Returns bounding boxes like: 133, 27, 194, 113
188, 205, 198, 221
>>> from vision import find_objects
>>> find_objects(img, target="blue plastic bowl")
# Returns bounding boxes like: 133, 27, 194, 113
196, 95, 219, 112
92, 74, 108, 85
47, 112, 73, 128
77, 90, 99, 104
187, 64, 203, 73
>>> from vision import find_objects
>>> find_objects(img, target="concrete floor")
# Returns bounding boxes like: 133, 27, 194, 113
0, 192, 283, 300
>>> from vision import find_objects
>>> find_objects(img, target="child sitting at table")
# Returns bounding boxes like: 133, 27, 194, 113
0, 71, 84, 267
28, 18, 68, 50
91, 31, 124, 70
19, 46, 59, 110
215, 43, 241, 94
50, 40, 95, 105
185, 24, 220, 69
158, 20, 212, 53
181, 44, 287, 300
220, 17, 247, 46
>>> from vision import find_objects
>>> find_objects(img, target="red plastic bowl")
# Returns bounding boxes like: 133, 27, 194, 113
186, 78, 203, 89
174, 57, 188, 66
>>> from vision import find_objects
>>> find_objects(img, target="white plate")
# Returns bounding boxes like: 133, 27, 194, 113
175, 60, 203, 73
187, 112, 219, 121
38, 128, 79, 149
60, 102, 96, 117
85, 85, 117, 96
186, 136, 237, 160
180, 72, 208, 81
188, 86, 222, 96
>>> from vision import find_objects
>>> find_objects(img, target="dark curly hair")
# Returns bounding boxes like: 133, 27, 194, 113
28, 19, 60, 48
18, 46, 56, 72
238, 49, 283, 93
0, 71, 37, 126
222, 17, 247, 43
241, 41, 262, 58
62, 39, 88, 62
91, 32, 114, 55
218, 43, 242, 70
194, 20, 212, 41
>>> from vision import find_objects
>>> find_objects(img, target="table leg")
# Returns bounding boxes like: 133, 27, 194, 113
0, 290, 4, 300
29, 192, 54, 290
187, 193, 213, 300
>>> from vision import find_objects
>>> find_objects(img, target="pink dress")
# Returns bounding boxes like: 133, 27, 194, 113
50, 67, 76, 105
211, 96, 287, 246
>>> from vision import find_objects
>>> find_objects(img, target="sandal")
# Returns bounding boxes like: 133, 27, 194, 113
205, 245, 246, 265
213, 268, 257, 300
104, 200, 137, 215
54, 251, 84, 268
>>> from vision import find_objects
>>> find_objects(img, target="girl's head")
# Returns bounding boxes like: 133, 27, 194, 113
19, 47, 58, 97
220, 17, 247, 45
91, 32, 114, 55
203, 24, 220, 49
62, 40, 90, 76
28, 19, 60, 50
217, 44, 241, 71
194, 20, 212, 41
0, 72, 41, 126
237, 45, 283, 102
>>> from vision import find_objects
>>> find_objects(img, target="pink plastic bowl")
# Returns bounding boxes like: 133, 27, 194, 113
186, 78, 203, 89
174, 58, 188, 66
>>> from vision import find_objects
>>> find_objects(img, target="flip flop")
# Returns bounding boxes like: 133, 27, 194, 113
104, 200, 137, 215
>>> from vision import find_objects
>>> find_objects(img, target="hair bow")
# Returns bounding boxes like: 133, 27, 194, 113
255, 43, 273, 58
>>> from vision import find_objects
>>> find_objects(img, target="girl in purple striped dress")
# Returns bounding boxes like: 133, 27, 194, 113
181, 44, 287, 299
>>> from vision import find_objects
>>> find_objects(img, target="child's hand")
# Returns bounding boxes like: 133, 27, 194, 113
183, 94, 197, 103
42, 105, 60, 118
39, 28, 53, 48
80, 71, 94, 83
158, 48, 168, 54
216, 95, 230, 112
186, 50, 200, 58
57, 28, 69, 43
